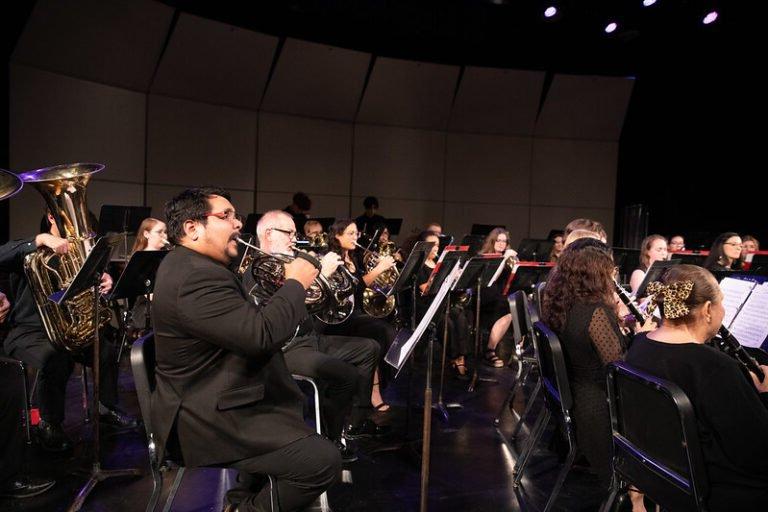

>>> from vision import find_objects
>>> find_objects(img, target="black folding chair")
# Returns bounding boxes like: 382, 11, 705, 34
130, 333, 276, 512
494, 290, 539, 430
512, 321, 578, 512
600, 362, 709, 512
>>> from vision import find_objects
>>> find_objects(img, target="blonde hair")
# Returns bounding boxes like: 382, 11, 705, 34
131, 218, 162, 254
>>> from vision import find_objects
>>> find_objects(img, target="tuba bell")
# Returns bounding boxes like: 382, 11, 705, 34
20, 163, 112, 351
0, 169, 23, 201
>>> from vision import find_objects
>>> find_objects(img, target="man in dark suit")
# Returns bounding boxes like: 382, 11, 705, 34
152, 187, 340, 512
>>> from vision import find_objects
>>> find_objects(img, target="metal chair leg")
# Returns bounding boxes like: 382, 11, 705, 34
494, 362, 532, 426
513, 409, 550, 486
161, 466, 186, 512
145, 465, 164, 512
511, 378, 541, 441
542, 440, 577, 512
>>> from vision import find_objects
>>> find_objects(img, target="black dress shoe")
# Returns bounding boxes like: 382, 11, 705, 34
344, 419, 391, 440
35, 420, 72, 452
99, 406, 139, 429
0, 475, 56, 498
335, 440, 358, 463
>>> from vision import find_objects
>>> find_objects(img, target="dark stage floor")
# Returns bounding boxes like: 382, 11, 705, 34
2, 349, 608, 512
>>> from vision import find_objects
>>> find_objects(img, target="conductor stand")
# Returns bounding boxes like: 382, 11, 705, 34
457, 255, 504, 393
50, 235, 142, 512
109, 250, 168, 362
385, 259, 463, 512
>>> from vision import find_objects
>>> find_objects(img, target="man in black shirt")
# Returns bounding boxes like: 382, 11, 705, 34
355, 196, 386, 238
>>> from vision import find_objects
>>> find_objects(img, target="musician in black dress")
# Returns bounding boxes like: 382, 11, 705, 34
626, 264, 768, 511
541, 238, 654, 494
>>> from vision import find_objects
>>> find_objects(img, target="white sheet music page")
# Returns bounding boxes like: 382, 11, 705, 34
719, 277, 755, 328
729, 282, 768, 348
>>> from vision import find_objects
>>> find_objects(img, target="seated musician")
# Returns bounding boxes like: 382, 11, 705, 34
323, 219, 397, 412
415, 231, 472, 379
425, 222, 443, 236
477, 227, 517, 368
703, 232, 743, 271
256, 211, 383, 457
629, 234, 668, 295
130, 217, 169, 253
0, 213, 135, 455
355, 196, 386, 237
549, 230, 565, 262
626, 264, 768, 511
303, 219, 323, 239
563, 218, 608, 244
152, 188, 340, 511
283, 191, 312, 233
541, 237, 655, 511
668, 234, 686, 253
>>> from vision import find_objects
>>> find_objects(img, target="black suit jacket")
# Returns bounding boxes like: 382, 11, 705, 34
151, 245, 312, 467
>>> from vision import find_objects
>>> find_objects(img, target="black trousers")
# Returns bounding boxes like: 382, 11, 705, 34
3, 325, 120, 424
228, 434, 341, 512
0, 358, 26, 485
321, 312, 396, 384
283, 334, 378, 439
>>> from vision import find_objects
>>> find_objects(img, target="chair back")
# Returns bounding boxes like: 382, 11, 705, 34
606, 362, 709, 512
532, 321, 573, 412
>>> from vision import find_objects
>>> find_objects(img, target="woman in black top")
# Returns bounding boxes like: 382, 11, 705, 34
322, 219, 397, 411
626, 264, 768, 511
703, 232, 743, 271
414, 231, 472, 379
541, 238, 655, 493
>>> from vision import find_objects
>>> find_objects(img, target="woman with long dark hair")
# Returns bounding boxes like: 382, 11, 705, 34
703, 232, 743, 271
323, 219, 397, 411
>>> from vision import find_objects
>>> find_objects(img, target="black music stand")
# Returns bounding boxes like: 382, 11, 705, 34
389, 241, 435, 329
635, 259, 681, 298
516, 238, 553, 262
437, 234, 455, 255
98, 205, 152, 260
52, 235, 142, 512
673, 251, 709, 267
612, 247, 641, 284
384, 218, 403, 236
471, 224, 504, 236
460, 234, 485, 255
243, 213, 263, 235
503, 262, 555, 296
455, 255, 504, 392
109, 250, 168, 360
423, 248, 470, 421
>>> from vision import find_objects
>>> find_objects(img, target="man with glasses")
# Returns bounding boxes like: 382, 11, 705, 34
257, 210, 384, 462
152, 188, 340, 512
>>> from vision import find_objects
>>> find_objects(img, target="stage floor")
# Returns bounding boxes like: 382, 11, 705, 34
3, 350, 607, 511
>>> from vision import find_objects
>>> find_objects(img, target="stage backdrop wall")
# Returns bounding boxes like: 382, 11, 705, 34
8, 0, 633, 247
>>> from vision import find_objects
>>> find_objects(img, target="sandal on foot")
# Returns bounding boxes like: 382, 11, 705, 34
484, 348, 504, 368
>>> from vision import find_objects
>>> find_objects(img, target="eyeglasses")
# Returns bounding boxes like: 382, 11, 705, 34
495, 238, 509, 244
344, 231, 360, 237
270, 227, 297, 238
206, 210, 243, 224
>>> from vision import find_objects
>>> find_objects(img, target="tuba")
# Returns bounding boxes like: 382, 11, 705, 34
0, 169, 23, 201
237, 237, 356, 324
20, 163, 112, 352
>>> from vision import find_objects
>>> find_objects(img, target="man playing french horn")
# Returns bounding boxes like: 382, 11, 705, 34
255, 211, 386, 461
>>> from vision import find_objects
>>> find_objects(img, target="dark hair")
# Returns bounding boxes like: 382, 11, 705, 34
564, 218, 606, 240
164, 187, 230, 245
479, 227, 510, 254
292, 192, 311, 211
328, 218, 356, 254
656, 265, 721, 324
541, 239, 616, 333
703, 232, 742, 270
418, 230, 439, 242
363, 196, 379, 209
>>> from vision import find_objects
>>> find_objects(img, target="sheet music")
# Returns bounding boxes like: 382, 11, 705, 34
719, 277, 756, 328
390, 260, 462, 370
487, 257, 510, 287
729, 282, 768, 348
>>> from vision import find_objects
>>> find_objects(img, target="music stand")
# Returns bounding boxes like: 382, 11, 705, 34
471, 224, 503, 236
673, 250, 709, 268
423, 248, 471, 421
243, 213, 263, 235
455, 255, 503, 392
53, 235, 141, 512
98, 205, 152, 260
437, 234, 455, 255
109, 250, 168, 360
460, 234, 485, 255
612, 247, 641, 284
384, 218, 403, 236
635, 259, 681, 298
516, 238, 553, 262
388, 241, 435, 333
502, 262, 555, 296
